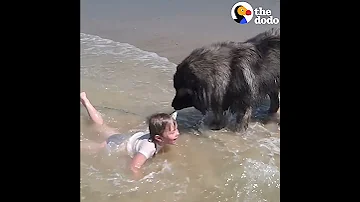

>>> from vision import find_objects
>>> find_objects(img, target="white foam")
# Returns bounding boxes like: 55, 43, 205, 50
80, 33, 177, 70
80, 158, 176, 195
258, 137, 280, 156
239, 158, 280, 201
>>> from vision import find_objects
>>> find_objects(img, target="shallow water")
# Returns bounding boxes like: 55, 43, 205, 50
80, 33, 280, 202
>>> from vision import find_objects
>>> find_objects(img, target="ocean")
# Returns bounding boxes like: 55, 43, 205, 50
80, 32, 280, 202
81, 0, 280, 201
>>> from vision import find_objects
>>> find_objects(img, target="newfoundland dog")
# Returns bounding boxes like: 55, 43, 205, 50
171, 28, 280, 132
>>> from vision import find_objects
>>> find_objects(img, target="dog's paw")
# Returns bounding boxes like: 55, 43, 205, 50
209, 120, 226, 131
234, 122, 248, 133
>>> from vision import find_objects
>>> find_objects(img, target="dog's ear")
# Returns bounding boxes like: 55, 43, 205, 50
170, 111, 178, 120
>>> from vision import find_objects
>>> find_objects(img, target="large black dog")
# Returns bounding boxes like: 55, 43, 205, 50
171, 28, 280, 132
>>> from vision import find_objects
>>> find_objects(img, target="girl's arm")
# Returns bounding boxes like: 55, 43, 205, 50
130, 153, 148, 180
130, 142, 156, 180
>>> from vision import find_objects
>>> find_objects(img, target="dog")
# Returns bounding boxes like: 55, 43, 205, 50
171, 28, 280, 132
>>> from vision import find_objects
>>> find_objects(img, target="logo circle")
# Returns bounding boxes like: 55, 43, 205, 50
231, 2, 254, 24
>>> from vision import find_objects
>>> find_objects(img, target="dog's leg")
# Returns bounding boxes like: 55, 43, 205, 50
268, 91, 280, 114
209, 108, 226, 130
193, 115, 206, 129
234, 106, 252, 132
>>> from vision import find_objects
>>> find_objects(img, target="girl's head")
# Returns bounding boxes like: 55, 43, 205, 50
148, 112, 179, 145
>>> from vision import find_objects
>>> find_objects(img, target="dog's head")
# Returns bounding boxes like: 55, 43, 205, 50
171, 87, 195, 110
171, 58, 213, 114
171, 70, 207, 114
171, 65, 198, 111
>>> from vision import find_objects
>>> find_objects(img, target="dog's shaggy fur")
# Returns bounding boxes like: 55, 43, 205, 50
171, 28, 280, 132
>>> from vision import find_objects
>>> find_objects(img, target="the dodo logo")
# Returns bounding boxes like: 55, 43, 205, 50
230, 2, 254, 24
231, 1, 280, 25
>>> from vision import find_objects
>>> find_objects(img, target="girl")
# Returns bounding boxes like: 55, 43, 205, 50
80, 92, 179, 178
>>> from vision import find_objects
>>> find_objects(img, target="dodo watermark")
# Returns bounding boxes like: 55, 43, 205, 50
230, 1, 279, 25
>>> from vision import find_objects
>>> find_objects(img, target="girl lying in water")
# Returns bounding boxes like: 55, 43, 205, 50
80, 92, 179, 179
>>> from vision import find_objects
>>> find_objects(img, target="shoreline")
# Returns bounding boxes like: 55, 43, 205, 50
81, 1, 280, 64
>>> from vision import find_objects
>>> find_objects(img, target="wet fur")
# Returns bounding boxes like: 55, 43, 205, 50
171, 28, 280, 132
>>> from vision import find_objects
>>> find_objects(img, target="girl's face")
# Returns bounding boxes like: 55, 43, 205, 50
156, 120, 179, 145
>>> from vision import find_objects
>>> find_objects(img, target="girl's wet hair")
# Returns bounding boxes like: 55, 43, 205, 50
147, 113, 175, 142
